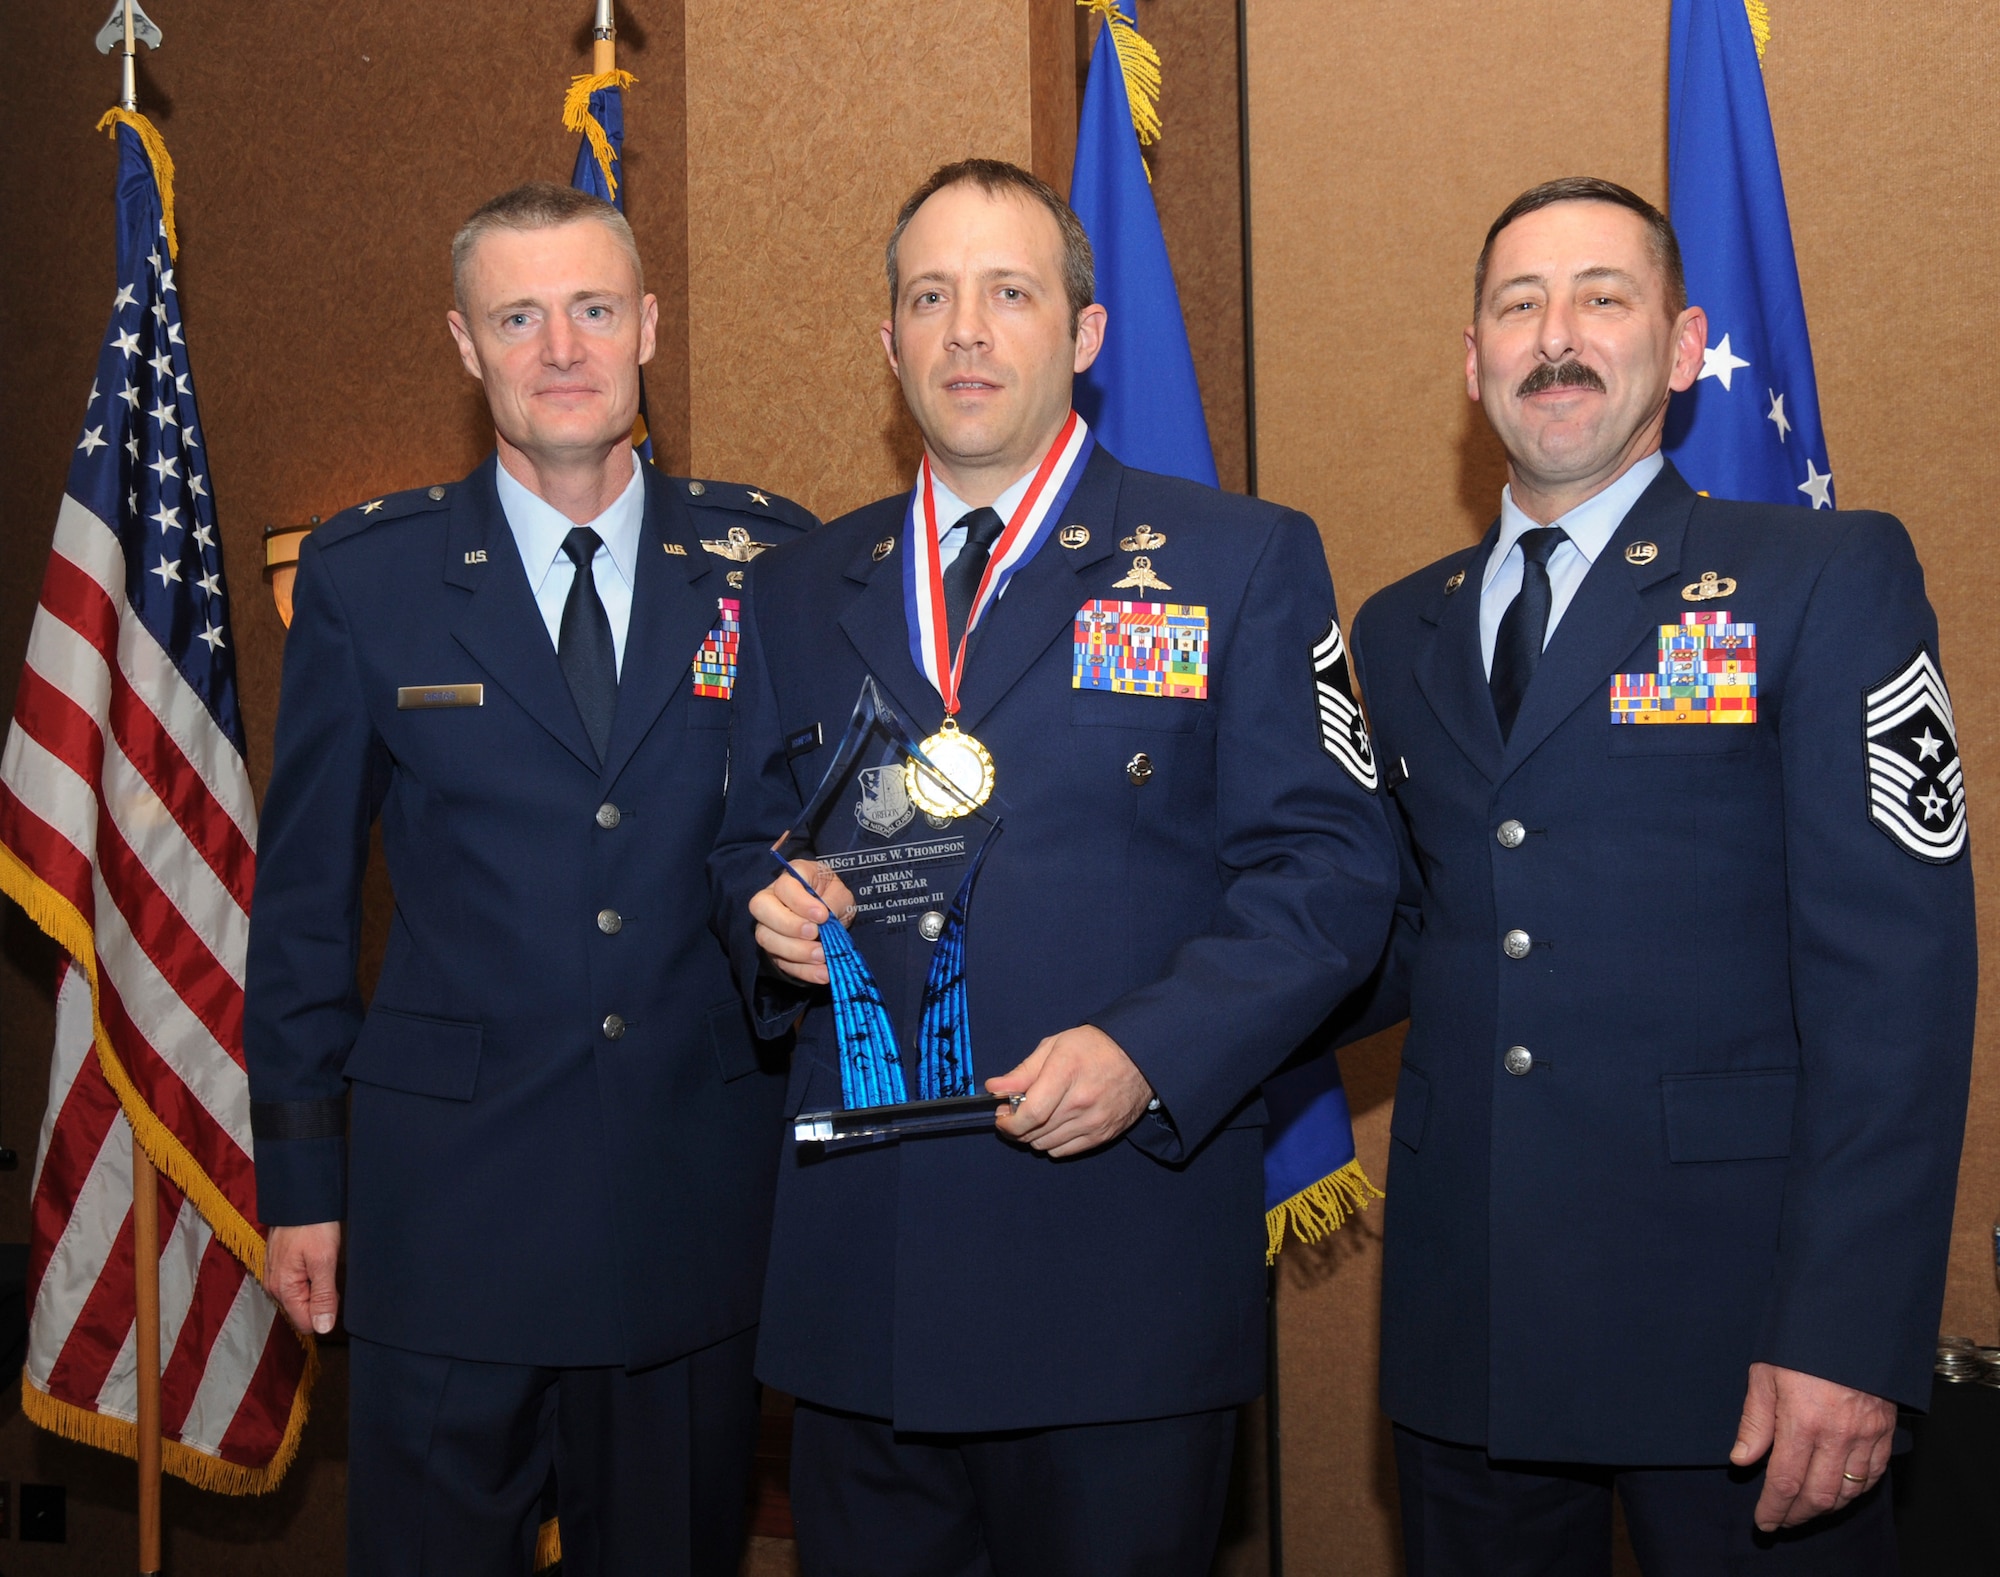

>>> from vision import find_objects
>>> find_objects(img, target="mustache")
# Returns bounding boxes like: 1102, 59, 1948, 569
1516, 360, 1606, 398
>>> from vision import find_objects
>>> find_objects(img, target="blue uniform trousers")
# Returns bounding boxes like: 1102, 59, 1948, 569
1394, 1426, 1897, 1577
347, 1328, 760, 1576
789, 1402, 1236, 1577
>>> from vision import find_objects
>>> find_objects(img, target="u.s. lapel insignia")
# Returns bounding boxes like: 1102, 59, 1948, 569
1625, 540, 1659, 565
1058, 524, 1090, 549
1864, 648, 1965, 863
701, 524, 775, 562
463, 550, 487, 565
1443, 570, 1465, 594
1113, 555, 1171, 593
361, 499, 385, 515
663, 541, 687, 555
1682, 570, 1738, 601
1118, 525, 1166, 552
747, 489, 771, 507
873, 536, 895, 562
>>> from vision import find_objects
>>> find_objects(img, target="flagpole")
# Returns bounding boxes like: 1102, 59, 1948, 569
133, 1130, 164, 1575
593, 0, 614, 74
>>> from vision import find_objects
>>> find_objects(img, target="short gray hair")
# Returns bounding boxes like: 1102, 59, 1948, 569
451, 181, 644, 312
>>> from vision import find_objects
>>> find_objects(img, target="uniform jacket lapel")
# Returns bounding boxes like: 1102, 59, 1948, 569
447, 457, 600, 772
600, 467, 729, 785
836, 504, 945, 730
1497, 462, 1697, 779
955, 446, 1124, 733
1412, 522, 1506, 783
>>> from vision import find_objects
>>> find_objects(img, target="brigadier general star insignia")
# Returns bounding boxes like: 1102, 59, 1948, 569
701, 524, 775, 562
1863, 647, 1966, 863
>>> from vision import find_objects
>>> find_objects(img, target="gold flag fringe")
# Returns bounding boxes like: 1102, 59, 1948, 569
1744, 0, 1771, 63
22, 1337, 318, 1495
94, 108, 178, 260
1077, 0, 1163, 179
0, 850, 319, 1492
535, 1516, 563, 1571
562, 69, 637, 200
1265, 1158, 1383, 1264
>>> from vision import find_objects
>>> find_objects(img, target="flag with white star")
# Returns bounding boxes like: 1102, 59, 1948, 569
1664, 0, 1834, 510
0, 115, 312, 1492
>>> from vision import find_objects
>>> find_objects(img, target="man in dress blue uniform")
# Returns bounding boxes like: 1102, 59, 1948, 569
709, 160, 1396, 1576
244, 183, 815, 1576
1344, 177, 1977, 1574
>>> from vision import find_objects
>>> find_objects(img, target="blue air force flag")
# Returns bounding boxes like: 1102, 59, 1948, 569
564, 67, 653, 461
1069, 1, 1218, 487
1664, 0, 1833, 509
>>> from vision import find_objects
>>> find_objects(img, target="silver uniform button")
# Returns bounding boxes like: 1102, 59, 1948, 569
918, 910, 946, 942
687, 480, 706, 496
595, 802, 621, 830
601, 1013, 626, 1040
1127, 752, 1153, 786
427, 485, 447, 501
1503, 928, 1533, 959
597, 908, 623, 935
1504, 1045, 1534, 1076
1496, 819, 1526, 849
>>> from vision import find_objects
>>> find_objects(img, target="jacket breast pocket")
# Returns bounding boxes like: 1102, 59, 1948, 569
1389, 1063, 1431, 1153
1660, 1068, 1797, 1162
344, 1008, 483, 1101
1069, 689, 1202, 733
1608, 721, 1757, 756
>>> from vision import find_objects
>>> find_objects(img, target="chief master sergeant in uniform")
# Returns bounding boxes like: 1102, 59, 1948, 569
710, 159, 1397, 1576
1341, 177, 1977, 1574
243, 182, 816, 1576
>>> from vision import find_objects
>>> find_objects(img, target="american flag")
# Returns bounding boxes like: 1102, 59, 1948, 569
0, 115, 313, 1492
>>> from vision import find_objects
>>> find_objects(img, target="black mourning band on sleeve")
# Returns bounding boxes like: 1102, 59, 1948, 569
250, 1097, 347, 1142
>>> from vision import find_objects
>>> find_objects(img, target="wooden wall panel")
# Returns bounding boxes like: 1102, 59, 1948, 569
1245, 2, 2000, 1572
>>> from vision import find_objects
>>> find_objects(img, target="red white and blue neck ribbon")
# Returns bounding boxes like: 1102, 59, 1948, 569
902, 411, 1094, 715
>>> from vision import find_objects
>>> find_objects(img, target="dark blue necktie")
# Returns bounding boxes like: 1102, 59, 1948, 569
558, 526, 617, 761
941, 507, 1007, 654
1489, 526, 1568, 741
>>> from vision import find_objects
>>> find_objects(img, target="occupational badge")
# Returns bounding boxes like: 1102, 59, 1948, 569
1864, 648, 1965, 863
1118, 525, 1166, 552
1443, 569, 1465, 594
690, 597, 741, 699
700, 524, 775, 562
1073, 600, 1210, 699
1312, 617, 1378, 792
1112, 555, 1172, 593
1610, 610, 1756, 724
1682, 570, 1738, 601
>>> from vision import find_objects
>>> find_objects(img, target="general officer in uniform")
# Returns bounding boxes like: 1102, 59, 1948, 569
709, 159, 1396, 1577
1341, 177, 1977, 1573
244, 182, 815, 1575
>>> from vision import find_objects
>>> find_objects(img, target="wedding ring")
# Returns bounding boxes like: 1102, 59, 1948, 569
1841, 1472, 1865, 1483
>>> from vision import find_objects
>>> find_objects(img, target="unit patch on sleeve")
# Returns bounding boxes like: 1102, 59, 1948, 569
1073, 600, 1210, 699
692, 597, 741, 699
1610, 611, 1757, 723
1864, 647, 1965, 863
1311, 618, 1378, 792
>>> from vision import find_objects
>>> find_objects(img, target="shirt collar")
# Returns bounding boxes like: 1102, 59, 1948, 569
925, 463, 1037, 540
1486, 450, 1665, 592
495, 449, 646, 592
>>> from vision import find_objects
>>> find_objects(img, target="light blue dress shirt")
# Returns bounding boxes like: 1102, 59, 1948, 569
927, 467, 1035, 574
1478, 451, 1664, 678
495, 451, 645, 677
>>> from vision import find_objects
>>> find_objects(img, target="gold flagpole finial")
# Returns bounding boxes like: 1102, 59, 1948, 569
593, 0, 615, 75
94, 0, 162, 113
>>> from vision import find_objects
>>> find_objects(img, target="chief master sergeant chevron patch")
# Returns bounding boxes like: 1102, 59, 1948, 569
1864, 647, 1966, 863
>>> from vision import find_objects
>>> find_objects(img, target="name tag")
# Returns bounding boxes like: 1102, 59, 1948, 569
397, 683, 484, 710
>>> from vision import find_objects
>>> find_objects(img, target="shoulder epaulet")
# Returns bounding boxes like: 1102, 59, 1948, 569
673, 476, 819, 537
312, 482, 455, 547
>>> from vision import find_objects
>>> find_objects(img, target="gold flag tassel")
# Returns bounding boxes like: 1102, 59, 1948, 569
1264, 1158, 1383, 1265
562, 68, 637, 200
94, 107, 178, 258
1076, 0, 1163, 178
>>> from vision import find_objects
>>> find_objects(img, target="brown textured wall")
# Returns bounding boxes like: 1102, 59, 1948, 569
682, 0, 1075, 521
1245, 2, 2000, 1573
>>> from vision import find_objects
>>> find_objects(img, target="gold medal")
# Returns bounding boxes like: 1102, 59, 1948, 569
905, 716, 995, 818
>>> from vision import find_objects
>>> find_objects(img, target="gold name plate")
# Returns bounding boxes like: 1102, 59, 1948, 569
397, 683, 484, 710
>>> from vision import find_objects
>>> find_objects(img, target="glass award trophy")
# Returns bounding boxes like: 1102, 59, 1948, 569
779, 678, 1009, 1153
